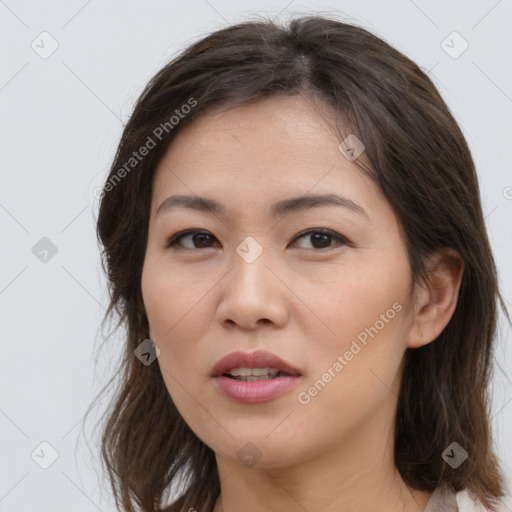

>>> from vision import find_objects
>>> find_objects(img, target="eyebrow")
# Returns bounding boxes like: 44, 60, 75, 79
156, 193, 368, 219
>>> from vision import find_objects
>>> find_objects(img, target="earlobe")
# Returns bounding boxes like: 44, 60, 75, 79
407, 248, 464, 349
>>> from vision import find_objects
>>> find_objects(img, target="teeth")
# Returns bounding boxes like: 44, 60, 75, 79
230, 374, 274, 381
228, 367, 280, 377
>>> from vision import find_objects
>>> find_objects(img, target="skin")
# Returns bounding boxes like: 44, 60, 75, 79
141, 94, 464, 512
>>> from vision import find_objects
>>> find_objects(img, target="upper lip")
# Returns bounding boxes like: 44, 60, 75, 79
211, 350, 302, 377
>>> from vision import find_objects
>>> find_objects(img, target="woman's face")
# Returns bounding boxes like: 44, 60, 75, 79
141, 94, 419, 470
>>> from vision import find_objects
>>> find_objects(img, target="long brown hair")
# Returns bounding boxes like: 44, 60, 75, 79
87, 14, 509, 512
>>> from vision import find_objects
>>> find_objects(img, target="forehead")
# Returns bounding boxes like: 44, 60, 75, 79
151, 95, 385, 222
162, 95, 341, 161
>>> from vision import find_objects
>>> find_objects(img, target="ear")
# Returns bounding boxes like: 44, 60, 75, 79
407, 247, 464, 349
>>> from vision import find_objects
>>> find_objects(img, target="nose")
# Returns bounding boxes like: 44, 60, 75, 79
216, 240, 289, 331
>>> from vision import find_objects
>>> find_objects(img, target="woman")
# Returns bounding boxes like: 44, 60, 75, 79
91, 14, 510, 512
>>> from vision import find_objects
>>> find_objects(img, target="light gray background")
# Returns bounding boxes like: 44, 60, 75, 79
1, 1, 511, 510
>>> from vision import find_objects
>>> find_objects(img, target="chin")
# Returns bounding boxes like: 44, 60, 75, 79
207, 432, 309, 470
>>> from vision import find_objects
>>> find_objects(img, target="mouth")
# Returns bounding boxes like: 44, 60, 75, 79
211, 349, 302, 379
222, 367, 297, 381
211, 350, 302, 404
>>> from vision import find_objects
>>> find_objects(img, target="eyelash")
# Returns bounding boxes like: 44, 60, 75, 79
165, 228, 350, 252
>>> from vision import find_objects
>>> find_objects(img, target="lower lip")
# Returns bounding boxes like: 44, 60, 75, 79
213, 375, 301, 403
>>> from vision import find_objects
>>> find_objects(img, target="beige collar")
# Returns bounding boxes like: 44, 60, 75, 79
423, 486, 459, 512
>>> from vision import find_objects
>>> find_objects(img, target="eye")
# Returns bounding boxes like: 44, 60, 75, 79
166, 229, 219, 250
165, 228, 349, 251
293, 228, 349, 250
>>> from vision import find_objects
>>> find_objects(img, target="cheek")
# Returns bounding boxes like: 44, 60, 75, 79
141, 261, 215, 405
142, 259, 211, 343
295, 260, 412, 408
307, 263, 409, 352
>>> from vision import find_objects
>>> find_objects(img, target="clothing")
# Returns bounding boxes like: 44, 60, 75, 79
423, 486, 459, 511
162, 486, 511, 511
424, 485, 509, 512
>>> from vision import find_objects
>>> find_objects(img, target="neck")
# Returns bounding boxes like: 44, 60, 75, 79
211, 407, 432, 512
212, 461, 431, 512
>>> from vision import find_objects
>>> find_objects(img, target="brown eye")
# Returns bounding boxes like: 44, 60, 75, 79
166, 230, 218, 250
293, 229, 348, 250
166, 228, 349, 251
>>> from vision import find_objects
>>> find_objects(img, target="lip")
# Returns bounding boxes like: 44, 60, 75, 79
211, 350, 302, 404
211, 350, 302, 377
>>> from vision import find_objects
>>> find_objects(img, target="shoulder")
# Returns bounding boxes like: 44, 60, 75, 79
159, 493, 210, 512
425, 485, 511, 512
456, 489, 512, 512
